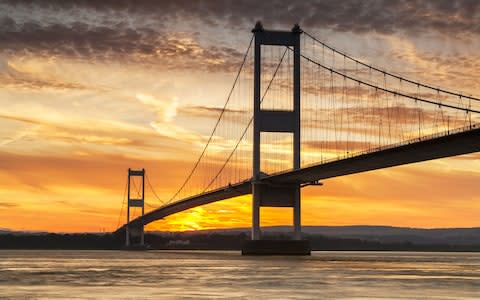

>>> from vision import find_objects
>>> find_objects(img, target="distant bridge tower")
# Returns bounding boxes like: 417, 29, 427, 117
125, 168, 145, 247
251, 22, 304, 242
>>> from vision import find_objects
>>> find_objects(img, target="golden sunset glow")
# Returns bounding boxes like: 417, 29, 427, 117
1, 1, 480, 233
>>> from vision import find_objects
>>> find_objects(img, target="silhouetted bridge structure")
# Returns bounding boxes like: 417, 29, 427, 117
118, 23, 480, 254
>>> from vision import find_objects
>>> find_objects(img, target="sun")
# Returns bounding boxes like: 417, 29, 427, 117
149, 207, 207, 232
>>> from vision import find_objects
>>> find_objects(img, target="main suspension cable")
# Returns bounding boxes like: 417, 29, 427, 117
167, 35, 254, 203
145, 174, 164, 205
292, 47, 480, 114
116, 175, 128, 229
303, 31, 480, 103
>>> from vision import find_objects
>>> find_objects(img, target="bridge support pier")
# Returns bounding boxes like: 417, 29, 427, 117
293, 187, 301, 240
244, 22, 309, 255
252, 183, 302, 241
252, 182, 261, 240
246, 182, 310, 255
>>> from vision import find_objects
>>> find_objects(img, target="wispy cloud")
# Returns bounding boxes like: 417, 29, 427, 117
0, 57, 93, 91
0, 202, 17, 208
136, 93, 178, 123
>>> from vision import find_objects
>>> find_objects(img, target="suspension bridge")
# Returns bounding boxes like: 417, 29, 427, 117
117, 22, 480, 254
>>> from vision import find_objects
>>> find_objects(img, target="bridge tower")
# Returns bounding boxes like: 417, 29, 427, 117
244, 22, 309, 254
125, 168, 145, 248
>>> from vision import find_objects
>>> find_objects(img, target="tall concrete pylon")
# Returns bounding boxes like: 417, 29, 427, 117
251, 22, 303, 241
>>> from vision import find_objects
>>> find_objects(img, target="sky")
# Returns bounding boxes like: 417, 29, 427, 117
1, 0, 480, 232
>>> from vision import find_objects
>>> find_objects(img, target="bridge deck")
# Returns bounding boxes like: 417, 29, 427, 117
266, 125, 480, 184
129, 126, 480, 227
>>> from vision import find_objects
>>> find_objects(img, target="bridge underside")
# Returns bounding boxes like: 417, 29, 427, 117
127, 126, 480, 228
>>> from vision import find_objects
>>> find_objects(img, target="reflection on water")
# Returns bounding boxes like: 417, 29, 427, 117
0, 250, 479, 299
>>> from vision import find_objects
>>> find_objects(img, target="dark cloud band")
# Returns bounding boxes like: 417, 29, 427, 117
3, 0, 479, 35
0, 0, 478, 70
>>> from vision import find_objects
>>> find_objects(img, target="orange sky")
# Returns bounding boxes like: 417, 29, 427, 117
1, 1, 480, 232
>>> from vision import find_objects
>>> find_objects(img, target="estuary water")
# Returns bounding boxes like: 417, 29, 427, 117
0, 250, 479, 299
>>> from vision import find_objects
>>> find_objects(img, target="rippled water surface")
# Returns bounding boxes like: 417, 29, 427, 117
0, 250, 479, 299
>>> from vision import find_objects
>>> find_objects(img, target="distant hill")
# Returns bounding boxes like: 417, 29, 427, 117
0, 228, 49, 235
151, 225, 480, 246
0, 228, 11, 234
2, 226, 480, 250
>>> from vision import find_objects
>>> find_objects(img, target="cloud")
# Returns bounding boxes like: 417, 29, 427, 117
0, 202, 17, 208
0, 111, 189, 157
0, 151, 193, 192
3, 0, 480, 36
178, 105, 249, 124
0, 57, 93, 90
386, 35, 480, 94
0, 14, 244, 72
133, 93, 214, 148
1, 1, 478, 74
136, 93, 178, 123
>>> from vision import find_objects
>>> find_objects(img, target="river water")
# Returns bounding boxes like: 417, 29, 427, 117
0, 250, 479, 299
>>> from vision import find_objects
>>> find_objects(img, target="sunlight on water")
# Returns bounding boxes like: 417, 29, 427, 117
0, 251, 479, 299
